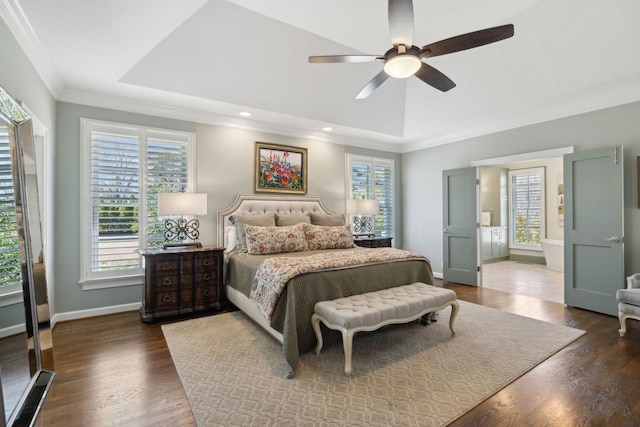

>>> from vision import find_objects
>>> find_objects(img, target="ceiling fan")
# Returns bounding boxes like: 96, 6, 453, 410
308, 0, 514, 99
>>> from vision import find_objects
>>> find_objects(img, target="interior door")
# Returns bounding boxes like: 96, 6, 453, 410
443, 167, 480, 286
564, 146, 624, 316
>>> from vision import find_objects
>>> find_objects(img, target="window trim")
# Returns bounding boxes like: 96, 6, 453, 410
345, 154, 395, 239
80, 119, 196, 290
508, 167, 546, 251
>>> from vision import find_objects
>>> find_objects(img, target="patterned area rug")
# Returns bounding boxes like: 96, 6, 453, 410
162, 300, 584, 426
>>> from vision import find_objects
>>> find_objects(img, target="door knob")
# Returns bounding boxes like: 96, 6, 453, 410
605, 236, 622, 243
443, 229, 449, 233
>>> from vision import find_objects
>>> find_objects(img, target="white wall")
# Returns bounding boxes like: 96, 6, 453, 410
402, 101, 640, 278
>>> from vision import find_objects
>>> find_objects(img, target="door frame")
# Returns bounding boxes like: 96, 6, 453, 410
470, 146, 574, 286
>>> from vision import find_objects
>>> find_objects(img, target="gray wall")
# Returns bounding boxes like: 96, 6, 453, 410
54, 102, 402, 315
402, 101, 640, 277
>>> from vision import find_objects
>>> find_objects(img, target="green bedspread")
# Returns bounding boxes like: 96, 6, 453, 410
226, 248, 434, 377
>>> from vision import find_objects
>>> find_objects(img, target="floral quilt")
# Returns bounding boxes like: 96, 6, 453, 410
249, 248, 429, 320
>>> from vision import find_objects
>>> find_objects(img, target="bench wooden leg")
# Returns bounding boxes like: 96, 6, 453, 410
449, 300, 459, 335
311, 313, 324, 354
342, 329, 356, 375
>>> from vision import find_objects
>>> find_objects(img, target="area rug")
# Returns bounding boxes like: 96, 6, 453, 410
162, 301, 585, 426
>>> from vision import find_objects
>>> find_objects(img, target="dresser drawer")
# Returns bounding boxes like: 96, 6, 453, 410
153, 274, 180, 290
195, 285, 219, 309
151, 257, 180, 273
196, 253, 220, 270
195, 269, 220, 285
154, 291, 179, 309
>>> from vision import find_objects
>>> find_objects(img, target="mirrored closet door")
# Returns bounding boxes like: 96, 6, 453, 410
0, 86, 54, 426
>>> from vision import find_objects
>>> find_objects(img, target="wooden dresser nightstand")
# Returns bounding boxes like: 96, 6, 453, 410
353, 236, 393, 248
140, 245, 224, 323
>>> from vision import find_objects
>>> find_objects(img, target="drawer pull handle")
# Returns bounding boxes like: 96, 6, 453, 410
203, 289, 209, 297
163, 295, 172, 302
202, 273, 210, 281
203, 259, 210, 266
163, 278, 172, 285
162, 263, 171, 270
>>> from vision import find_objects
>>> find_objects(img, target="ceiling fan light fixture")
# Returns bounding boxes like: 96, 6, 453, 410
384, 54, 421, 78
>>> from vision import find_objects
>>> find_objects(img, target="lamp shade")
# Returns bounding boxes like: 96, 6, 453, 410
346, 198, 379, 215
158, 192, 207, 216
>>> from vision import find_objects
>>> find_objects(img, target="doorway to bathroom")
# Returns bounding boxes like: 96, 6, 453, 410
475, 149, 567, 304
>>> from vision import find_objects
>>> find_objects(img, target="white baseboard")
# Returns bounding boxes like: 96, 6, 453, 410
433, 271, 443, 279
51, 302, 141, 326
0, 323, 26, 339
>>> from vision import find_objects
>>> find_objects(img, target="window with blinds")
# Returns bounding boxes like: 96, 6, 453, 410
347, 155, 394, 238
81, 119, 194, 286
508, 167, 545, 248
0, 124, 21, 288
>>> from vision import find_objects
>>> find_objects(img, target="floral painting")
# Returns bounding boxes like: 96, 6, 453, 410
255, 142, 307, 194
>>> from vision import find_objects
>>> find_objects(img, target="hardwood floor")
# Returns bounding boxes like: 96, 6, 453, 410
34, 283, 640, 426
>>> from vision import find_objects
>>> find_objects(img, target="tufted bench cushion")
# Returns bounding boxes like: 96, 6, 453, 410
311, 282, 459, 374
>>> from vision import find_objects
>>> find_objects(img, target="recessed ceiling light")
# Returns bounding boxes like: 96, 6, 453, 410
240, 111, 251, 117
322, 127, 333, 132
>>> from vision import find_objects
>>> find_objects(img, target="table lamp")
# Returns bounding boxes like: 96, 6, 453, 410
158, 190, 207, 249
346, 198, 379, 237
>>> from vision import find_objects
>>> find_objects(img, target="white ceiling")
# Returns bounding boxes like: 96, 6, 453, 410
7, 0, 640, 152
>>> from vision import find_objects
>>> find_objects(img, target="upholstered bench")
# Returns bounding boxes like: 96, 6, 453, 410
311, 282, 459, 374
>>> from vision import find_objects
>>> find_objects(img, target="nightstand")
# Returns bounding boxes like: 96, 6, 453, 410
140, 245, 224, 323
353, 236, 393, 248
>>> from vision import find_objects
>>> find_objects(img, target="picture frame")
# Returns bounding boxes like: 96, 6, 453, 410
255, 142, 307, 194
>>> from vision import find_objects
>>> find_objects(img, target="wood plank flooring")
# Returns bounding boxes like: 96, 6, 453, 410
34, 282, 640, 426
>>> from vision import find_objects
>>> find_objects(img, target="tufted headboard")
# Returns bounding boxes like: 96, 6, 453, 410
216, 194, 335, 247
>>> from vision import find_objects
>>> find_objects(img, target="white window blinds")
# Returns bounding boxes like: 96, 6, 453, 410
508, 167, 545, 248
0, 125, 21, 287
347, 155, 394, 238
82, 120, 194, 285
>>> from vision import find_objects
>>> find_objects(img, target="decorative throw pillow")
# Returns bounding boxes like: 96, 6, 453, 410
309, 213, 345, 226
304, 224, 355, 250
244, 223, 308, 255
275, 213, 311, 226
230, 213, 276, 252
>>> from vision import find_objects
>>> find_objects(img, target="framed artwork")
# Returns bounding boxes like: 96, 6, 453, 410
255, 142, 307, 194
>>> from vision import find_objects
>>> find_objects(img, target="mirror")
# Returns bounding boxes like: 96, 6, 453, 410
0, 86, 54, 426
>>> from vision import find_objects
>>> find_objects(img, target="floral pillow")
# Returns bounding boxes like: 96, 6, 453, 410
244, 223, 308, 255
304, 224, 355, 250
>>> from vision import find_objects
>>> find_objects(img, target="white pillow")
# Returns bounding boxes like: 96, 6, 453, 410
224, 226, 238, 254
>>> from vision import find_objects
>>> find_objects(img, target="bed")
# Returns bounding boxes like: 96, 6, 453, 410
217, 194, 434, 377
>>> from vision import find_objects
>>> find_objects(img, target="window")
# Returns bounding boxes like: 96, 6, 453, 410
346, 155, 394, 238
0, 124, 21, 289
81, 119, 195, 288
508, 167, 545, 249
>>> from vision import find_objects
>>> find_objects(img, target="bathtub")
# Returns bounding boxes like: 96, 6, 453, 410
540, 239, 564, 272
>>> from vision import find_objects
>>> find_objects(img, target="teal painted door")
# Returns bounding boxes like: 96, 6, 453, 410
443, 167, 479, 286
564, 146, 624, 316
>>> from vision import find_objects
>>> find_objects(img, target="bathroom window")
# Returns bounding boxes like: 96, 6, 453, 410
508, 167, 545, 249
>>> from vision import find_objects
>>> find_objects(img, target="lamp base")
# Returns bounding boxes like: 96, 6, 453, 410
163, 242, 203, 250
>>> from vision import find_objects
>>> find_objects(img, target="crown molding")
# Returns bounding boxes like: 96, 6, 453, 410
58, 87, 403, 153
0, 0, 63, 96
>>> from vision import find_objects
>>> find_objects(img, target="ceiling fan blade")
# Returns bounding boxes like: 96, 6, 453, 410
355, 71, 390, 99
309, 55, 381, 63
420, 24, 514, 58
414, 63, 456, 92
388, 0, 414, 47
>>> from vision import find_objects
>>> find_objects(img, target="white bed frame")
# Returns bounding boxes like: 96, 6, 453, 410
217, 194, 336, 343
